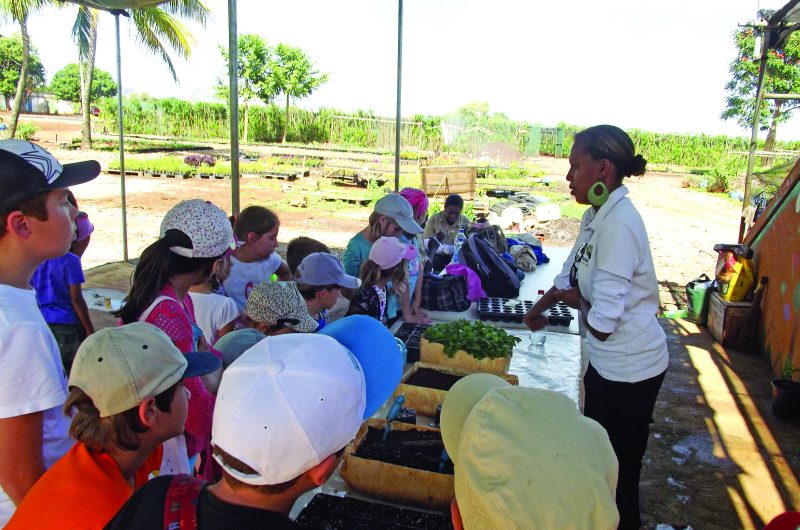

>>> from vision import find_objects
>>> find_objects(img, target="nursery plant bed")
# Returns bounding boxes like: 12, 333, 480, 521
394, 362, 518, 416
393, 322, 432, 363
294, 493, 452, 530
420, 320, 519, 376
341, 418, 454, 509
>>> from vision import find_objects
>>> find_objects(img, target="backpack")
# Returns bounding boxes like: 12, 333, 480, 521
420, 272, 471, 312
164, 474, 207, 530
465, 224, 508, 254
460, 233, 521, 298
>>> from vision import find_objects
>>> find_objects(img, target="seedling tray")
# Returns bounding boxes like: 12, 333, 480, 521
477, 297, 534, 323
295, 493, 452, 529
394, 322, 432, 363
341, 419, 454, 509
394, 362, 518, 416
547, 301, 574, 326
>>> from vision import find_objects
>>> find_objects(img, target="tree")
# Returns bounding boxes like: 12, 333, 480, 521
50, 63, 116, 103
0, 34, 44, 110
72, 0, 209, 148
216, 33, 276, 142
722, 28, 800, 151
0, 0, 48, 139
267, 44, 327, 143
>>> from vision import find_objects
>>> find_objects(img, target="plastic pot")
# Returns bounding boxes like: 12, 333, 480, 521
771, 379, 800, 419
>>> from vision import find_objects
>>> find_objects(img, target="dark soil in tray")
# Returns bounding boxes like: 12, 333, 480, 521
394, 323, 431, 363
353, 427, 454, 475
404, 368, 463, 391
295, 493, 452, 529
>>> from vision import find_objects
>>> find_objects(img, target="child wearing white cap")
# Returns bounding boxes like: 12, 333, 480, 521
105, 315, 405, 529
347, 236, 428, 326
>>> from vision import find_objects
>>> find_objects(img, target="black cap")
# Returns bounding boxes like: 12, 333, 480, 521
0, 139, 101, 214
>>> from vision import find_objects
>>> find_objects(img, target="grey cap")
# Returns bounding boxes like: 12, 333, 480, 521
215, 328, 267, 369
374, 193, 423, 234
296, 253, 361, 289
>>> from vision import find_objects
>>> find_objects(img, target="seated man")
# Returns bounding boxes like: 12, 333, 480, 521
105, 315, 404, 529
295, 252, 361, 331
440, 373, 620, 530
6, 323, 221, 529
423, 193, 471, 245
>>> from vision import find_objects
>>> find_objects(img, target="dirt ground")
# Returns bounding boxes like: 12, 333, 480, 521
23, 113, 800, 529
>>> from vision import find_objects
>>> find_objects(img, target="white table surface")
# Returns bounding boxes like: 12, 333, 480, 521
290, 246, 587, 519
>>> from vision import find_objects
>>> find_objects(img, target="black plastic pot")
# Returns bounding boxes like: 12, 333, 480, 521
771, 379, 800, 419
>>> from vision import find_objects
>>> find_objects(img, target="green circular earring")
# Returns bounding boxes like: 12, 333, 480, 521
588, 182, 609, 207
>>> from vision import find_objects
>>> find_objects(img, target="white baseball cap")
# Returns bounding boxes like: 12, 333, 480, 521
211, 333, 368, 485
159, 199, 236, 258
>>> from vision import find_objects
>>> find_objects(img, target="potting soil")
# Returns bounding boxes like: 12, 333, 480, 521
295, 493, 452, 529
404, 368, 463, 391
353, 427, 455, 475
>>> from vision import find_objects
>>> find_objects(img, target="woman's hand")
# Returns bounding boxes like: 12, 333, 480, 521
523, 312, 548, 331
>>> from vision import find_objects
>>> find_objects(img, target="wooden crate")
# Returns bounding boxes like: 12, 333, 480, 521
707, 291, 751, 348
420, 166, 476, 199
419, 337, 512, 375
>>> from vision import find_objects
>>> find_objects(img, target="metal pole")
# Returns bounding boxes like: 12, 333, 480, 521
228, 0, 240, 214
114, 13, 128, 263
394, 0, 403, 192
741, 27, 770, 243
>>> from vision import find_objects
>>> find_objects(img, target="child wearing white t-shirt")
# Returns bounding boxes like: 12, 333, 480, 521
0, 140, 100, 525
223, 206, 291, 311
188, 256, 240, 345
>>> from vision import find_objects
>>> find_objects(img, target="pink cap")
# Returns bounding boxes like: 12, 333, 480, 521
368, 236, 418, 270
75, 211, 94, 242
399, 188, 429, 221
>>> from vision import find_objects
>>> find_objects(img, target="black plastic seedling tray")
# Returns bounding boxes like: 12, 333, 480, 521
295, 492, 452, 530
547, 301, 574, 326
476, 297, 534, 323
394, 323, 431, 363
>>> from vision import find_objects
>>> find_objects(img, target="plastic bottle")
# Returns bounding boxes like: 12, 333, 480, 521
452, 229, 466, 264
529, 289, 547, 351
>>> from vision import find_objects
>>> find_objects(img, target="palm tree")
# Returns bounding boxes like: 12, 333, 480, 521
0, 0, 47, 139
73, 0, 209, 148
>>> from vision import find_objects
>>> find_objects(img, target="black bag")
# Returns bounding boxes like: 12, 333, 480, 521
465, 224, 508, 254
420, 273, 471, 312
460, 233, 521, 298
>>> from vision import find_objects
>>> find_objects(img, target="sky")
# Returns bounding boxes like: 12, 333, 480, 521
3, 0, 800, 140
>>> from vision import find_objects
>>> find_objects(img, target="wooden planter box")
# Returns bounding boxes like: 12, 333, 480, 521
394, 362, 518, 416
420, 337, 512, 375
340, 418, 453, 510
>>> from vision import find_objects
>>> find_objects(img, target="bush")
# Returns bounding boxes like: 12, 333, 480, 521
184, 154, 216, 167
15, 122, 39, 141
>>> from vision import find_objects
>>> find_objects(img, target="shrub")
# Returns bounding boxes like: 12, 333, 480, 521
15, 122, 39, 141
184, 154, 216, 167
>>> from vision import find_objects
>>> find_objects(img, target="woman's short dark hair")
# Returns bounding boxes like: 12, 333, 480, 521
444, 194, 464, 209
574, 125, 647, 180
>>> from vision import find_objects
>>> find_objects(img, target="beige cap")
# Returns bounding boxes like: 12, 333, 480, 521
441, 374, 620, 530
245, 281, 319, 333
69, 322, 221, 417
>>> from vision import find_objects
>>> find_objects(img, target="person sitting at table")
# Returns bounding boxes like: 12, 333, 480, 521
104, 316, 403, 529
423, 193, 471, 246
441, 373, 619, 530
523, 124, 668, 530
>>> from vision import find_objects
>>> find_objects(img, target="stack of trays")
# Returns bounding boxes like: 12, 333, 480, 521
393, 322, 431, 363
547, 301, 574, 326
295, 493, 452, 529
476, 297, 534, 323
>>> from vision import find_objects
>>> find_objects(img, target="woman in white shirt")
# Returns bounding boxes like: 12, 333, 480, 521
524, 124, 668, 530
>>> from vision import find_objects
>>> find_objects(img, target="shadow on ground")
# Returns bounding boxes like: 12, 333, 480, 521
643, 319, 800, 529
